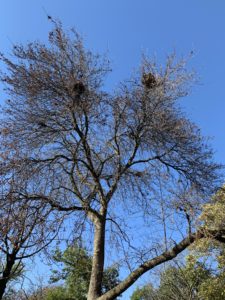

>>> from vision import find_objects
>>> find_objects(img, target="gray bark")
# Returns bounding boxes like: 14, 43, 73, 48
87, 217, 106, 300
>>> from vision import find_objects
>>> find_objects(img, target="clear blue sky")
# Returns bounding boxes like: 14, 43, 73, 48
1, 0, 225, 298
1, 0, 224, 163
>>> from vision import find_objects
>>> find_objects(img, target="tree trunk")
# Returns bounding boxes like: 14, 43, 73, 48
87, 218, 106, 300
0, 254, 15, 299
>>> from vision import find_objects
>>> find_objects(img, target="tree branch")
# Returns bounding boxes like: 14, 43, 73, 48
98, 229, 225, 300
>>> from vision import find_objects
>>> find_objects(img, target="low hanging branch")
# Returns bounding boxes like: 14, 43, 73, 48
98, 227, 225, 300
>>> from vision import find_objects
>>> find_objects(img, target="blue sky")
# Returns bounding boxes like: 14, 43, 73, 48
1, 0, 225, 298
1, 0, 225, 163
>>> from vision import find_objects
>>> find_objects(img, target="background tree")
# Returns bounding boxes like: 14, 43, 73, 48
0, 178, 61, 300
48, 243, 120, 300
13, 243, 120, 300
27, 286, 68, 300
156, 257, 210, 300
189, 186, 225, 299
130, 254, 225, 300
49, 244, 92, 300
130, 284, 157, 300
0, 19, 223, 300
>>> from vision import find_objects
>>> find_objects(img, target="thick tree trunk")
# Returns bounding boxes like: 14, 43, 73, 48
87, 218, 106, 300
0, 254, 15, 299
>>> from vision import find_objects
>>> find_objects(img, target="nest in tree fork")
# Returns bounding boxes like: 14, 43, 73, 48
73, 81, 86, 95
142, 72, 157, 89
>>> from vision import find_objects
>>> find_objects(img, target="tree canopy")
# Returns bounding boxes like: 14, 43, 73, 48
0, 19, 224, 300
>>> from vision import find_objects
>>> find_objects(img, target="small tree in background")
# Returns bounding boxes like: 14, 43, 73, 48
0, 172, 61, 299
48, 243, 120, 300
0, 181, 60, 299
130, 284, 157, 300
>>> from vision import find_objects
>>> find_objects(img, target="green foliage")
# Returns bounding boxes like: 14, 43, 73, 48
130, 253, 225, 300
26, 286, 69, 300
130, 285, 156, 300
187, 186, 225, 299
101, 266, 120, 295
46, 243, 120, 300
50, 244, 91, 300
196, 249, 225, 300
199, 187, 225, 232
156, 257, 211, 300
44, 286, 69, 300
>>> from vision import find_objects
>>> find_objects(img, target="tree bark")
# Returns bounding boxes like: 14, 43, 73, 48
87, 217, 106, 300
0, 254, 15, 299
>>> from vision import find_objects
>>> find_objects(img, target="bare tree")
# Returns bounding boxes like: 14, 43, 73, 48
0, 20, 223, 300
0, 177, 60, 299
